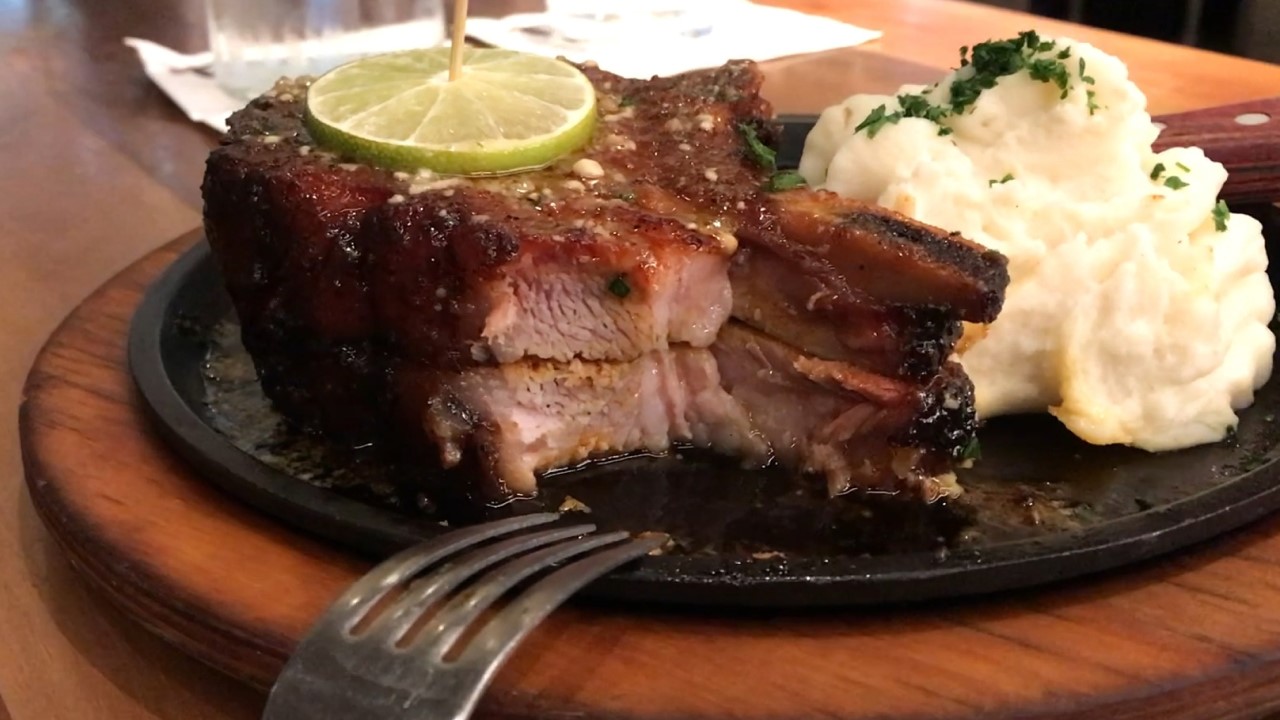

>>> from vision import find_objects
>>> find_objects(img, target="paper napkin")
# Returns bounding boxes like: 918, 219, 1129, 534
126, 2, 880, 133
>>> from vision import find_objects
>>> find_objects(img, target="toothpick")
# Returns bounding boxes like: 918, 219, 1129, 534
448, 0, 469, 81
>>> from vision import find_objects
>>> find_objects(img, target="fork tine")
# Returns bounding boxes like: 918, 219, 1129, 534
416, 530, 633, 658
366, 523, 596, 645
319, 513, 561, 633
454, 534, 665, 673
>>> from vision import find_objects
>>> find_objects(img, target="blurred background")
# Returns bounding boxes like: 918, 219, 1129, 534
979, 0, 1278, 63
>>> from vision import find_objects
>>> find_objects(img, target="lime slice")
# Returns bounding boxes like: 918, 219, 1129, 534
304, 47, 598, 176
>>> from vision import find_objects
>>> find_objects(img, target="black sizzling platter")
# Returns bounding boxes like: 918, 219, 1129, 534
128, 118, 1280, 607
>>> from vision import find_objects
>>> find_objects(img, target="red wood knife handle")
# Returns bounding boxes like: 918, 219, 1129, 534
1153, 96, 1280, 206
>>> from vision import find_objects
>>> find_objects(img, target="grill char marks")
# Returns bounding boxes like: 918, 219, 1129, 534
202, 64, 1007, 502
753, 190, 1008, 324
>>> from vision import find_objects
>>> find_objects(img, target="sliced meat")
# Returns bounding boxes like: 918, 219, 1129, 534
744, 190, 1008, 324
712, 323, 972, 499
729, 244, 962, 379
395, 348, 768, 496
370, 192, 733, 364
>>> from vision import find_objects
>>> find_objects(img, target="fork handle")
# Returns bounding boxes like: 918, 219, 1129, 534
1153, 96, 1280, 206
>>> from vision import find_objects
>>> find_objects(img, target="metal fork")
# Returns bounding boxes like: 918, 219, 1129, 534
262, 513, 662, 720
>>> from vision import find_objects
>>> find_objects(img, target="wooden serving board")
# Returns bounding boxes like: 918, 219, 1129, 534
21, 231, 1280, 720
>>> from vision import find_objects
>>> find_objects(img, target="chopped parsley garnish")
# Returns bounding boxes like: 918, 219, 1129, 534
989, 173, 1015, 186
1164, 176, 1190, 190
738, 123, 810, 191
1078, 57, 1095, 84
898, 92, 949, 123
738, 123, 777, 171
854, 93, 954, 139
765, 170, 808, 192
1028, 57, 1071, 98
616, 190, 636, 202
855, 104, 894, 138
607, 274, 631, 299
1175, 161, 1191, 173
854, 32, 1103, 143
959, 436, 982, 461
618, 96, 636, 107
1150, 163, 1166, 180
1213, 199, 1230, 232
948, 31, 1092, 114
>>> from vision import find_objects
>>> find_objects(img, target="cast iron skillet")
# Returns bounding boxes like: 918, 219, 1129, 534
128, 117, 1280, 608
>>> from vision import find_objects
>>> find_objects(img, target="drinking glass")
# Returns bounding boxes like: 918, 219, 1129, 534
206, 0, 447, 100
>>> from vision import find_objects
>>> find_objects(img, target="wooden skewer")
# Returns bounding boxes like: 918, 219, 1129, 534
448, 0, 469, 81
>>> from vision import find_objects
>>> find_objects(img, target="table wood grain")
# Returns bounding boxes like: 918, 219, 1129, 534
4, 1, 1280, 718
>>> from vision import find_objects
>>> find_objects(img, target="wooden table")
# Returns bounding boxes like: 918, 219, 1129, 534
3, 1, 1279, 718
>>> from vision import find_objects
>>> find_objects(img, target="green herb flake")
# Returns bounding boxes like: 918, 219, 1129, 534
765, 170, 808, 192
1086, 89, 1100, 115
618, 96, 636, 107
898, 92, 950, 123
738, 123, 777, 171
1150, 163, 1166, 181
989, 173, 1015, 186
959, 436, 983, 461
1028, 57, 1071, 98
1078, 57, 1095, 84
616, 191, 636, 203
607, 274, 631, 299
1175, 161, 1191, 173
1057, 47, 1071, 59
1164, 176, 1190, 190
854, 104, 897, 138
1212, 199, 1230, 232
938, 126, 955, 137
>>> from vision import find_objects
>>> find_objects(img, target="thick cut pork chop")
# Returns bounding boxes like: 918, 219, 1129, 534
202, 62, 1008, 500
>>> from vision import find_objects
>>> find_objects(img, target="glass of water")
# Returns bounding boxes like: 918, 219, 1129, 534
206, 0, 447, 100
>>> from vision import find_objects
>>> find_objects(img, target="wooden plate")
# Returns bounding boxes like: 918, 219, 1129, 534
23, 232, 1280, 718
121, 119, 1280, 608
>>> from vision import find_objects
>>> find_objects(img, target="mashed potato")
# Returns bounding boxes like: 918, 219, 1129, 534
799, 35, 1275, 451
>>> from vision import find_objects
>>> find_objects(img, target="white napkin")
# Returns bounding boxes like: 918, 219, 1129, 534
467, 1, 882, 79
126, 2, 880, 134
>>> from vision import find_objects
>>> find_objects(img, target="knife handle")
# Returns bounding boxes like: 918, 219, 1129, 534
1153, 96, 1280, 206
